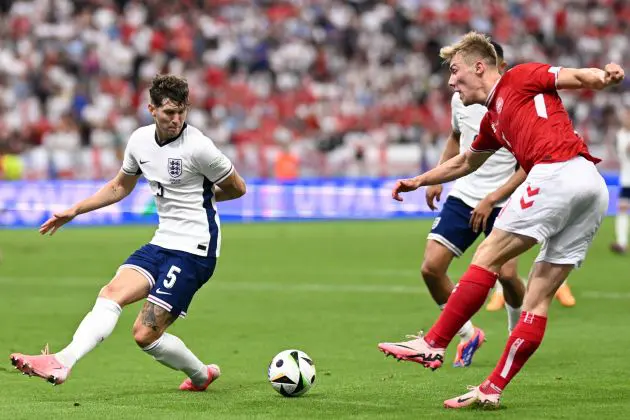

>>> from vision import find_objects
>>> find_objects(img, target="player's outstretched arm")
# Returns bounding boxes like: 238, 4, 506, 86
470, 167, 527, 233
214, 169, 246, 202
557, 63, 625, 90
392, 150, 492, 202
426, 130, 461, 210
39, 171, 140, 235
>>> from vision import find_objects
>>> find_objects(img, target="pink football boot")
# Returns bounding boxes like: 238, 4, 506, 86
378, 332, 445, 370
444, 385, 501, 409
179, 364, 221, 391
10, 345, 71, 385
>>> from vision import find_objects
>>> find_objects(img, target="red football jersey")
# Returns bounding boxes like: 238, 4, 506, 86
471, 63, 600, 173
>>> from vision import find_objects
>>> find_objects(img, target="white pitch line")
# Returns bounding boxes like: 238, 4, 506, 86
319, 399, 402, 409
581, 291, 630, 300
0, 277, 629, 300
213, 282, 630, 301
211, 281, 428, 295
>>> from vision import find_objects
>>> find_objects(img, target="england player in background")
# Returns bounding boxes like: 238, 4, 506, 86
383, 32, 623, 408
10, 75, 246, 391
611, 106, 630, 254
390, 41, 526, 368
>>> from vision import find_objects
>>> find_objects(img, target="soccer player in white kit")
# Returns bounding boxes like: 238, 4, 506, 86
385, 32, 623, 408
611, 106, 630, 254
385, 41, 527, 368
10, 75, 246, 391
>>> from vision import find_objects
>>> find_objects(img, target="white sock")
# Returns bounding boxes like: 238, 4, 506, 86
440, 304, 474, 342
616, 213, 628, 248
143, 333, 208, 386
494, 282, 504, 293
55, 297, 122, 368
505, 303, 521, 334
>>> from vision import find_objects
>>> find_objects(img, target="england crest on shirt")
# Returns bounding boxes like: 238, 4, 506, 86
168, 158, 182, 178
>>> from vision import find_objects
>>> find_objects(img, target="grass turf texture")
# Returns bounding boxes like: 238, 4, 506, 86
1, 218, 629, 419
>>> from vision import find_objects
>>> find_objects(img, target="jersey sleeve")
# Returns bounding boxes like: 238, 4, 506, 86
470, 113, 502, 153
451, 94, 461, 133
512, 63, 561, 94
194, 137, 234, 184
121, 137, 141, 176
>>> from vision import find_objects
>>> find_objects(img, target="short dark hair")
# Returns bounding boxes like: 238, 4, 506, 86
149, 74, 189, 107
490, 41, 504, 60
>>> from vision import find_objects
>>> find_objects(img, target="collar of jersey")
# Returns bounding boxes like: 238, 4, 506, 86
485, 77, 502, 108
154, 122, 187, 147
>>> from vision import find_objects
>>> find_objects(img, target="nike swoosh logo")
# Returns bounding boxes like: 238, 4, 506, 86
457, 397, 473, 403
140, 160, 150, 164
155, 289, 171, 295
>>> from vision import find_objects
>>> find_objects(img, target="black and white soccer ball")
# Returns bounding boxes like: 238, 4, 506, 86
267, 349, 316, 397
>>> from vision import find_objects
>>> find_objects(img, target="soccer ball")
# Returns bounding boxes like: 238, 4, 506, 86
267, 349, 316, 397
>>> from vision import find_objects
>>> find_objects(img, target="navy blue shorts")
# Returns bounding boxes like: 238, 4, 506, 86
120, 244, 217, 318
428, 196, 502, 257
620, 187, 630, 200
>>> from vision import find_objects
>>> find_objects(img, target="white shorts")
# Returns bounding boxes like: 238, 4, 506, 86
494, 156, 609, 267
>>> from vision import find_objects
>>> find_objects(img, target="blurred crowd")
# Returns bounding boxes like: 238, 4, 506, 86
1, 0, 630, 180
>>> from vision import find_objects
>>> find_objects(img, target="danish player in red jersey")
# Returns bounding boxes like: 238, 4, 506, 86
382, 32, 624, 409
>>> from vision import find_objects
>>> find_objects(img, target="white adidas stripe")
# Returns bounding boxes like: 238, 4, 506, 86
500, 338, 524, 378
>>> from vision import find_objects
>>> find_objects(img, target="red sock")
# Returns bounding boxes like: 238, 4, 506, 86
480, 312, 547, 393
424, 265, 498, 348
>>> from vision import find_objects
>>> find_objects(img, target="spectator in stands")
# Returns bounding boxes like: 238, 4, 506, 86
0, 0, 628, 179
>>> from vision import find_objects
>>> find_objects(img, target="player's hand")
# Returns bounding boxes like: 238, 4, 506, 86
470, 196, 495, 234
392, 177, 423, 202
39, 208, 78, 236
604, 63, 624, 86
425, 185, 443, 211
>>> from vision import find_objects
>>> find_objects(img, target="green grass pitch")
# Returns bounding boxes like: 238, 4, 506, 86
1, 218, 629, 419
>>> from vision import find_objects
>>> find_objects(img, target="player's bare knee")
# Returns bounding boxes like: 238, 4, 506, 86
98, 272, 150, 307
98, 282, 132, 308
132, 302, 175, 348
132, 323, 161, 348
99, 282, 122, 301
421, 260, 446, 285
471, 241, 501, 272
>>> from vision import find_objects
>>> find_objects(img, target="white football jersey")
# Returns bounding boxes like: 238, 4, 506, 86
449, 93, 517, 208
617, 128, 630, 187
122, 123, 234, 257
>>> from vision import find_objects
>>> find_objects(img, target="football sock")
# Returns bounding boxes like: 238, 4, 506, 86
616, 212, 628, 248
143, 333, 208, 387
505, 303, 522, 334
481, 312, 547, 393
493, 282, 504, 294
55, 298, 122, 368
439, 304, 474, 342
425, 265, 498, 348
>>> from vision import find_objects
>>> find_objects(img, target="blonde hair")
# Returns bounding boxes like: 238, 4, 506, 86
439, 32, 499, 67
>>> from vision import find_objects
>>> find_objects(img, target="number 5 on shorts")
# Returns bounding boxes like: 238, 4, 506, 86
163, 265, 181, 289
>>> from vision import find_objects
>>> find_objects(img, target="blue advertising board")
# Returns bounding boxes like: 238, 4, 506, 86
0, 175, 623, 228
